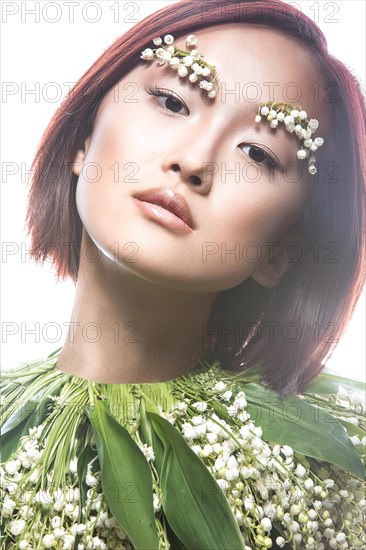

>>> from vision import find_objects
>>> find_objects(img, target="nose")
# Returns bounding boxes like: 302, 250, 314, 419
161, 131, 218, 194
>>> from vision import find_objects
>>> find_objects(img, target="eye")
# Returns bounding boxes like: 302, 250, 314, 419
145, 85, 189, 115
239, 144, 279, 169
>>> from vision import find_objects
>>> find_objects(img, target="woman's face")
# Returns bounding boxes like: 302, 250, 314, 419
74, 23, 325, 292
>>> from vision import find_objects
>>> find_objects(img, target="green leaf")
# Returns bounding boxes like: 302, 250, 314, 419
77, 442, 98, 520
304, 372, 365, 396
148, 411, 245, 550
242, 383, 365, 480
139, 398, 153, 449
1, 399, 38, 436
87, 400, 159, 550
1, 397, 52, 463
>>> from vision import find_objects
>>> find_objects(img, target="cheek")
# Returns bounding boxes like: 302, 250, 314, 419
209, 183, 306, 246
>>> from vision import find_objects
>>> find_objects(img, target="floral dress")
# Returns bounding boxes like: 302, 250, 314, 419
1, 348, 365, 549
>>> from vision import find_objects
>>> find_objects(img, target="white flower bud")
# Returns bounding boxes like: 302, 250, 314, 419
304, 478, 314, 491
190, 50, 201, 61
261, 517, 272, 531
155, 48, 165, 59
350, 435, 362, 448
86, 474, 97, 487
295, 463, 307, 478
260, 106, 270, 116
5, 460, 21, 475
140, 48, 154, 61
276, 536, 286, 548
281, 445, 293, 458
42, 534, 56, 548
225, 467, 239, 481
163, 34, 174, 45
191, 445, 201, 455
243, 495, 254, 510
206, 432, 217, 445
350, 392, 364, 408
221, 390, 233, 401
284, 512, 293, 524
290, 109, 299, 118
253, 426, 263, 438
201, 444, 213, 457
308, 119, 319, 131
270, 119, 279, 128
54, 528, 66, 539
255, 115, 262, 123
162, 51, 172, 62
216, 478, 229, 491
152, 37, 162, 46
10, 519, 26, 536
183, 55, 193, 67
186, 34, 198, 47
191, 414, 206, 426
314, 137, 324, 147
308, 509, 317, 519
199, 80, 213, 91
201, 67, 211, 77
169, 57, 180, 69
213, 381, 227, 391
299, 110, 307, 119
276, 112, 285, 122
193, 64, 203, 76
297, 149, 307, 160
182, 423, 196, 439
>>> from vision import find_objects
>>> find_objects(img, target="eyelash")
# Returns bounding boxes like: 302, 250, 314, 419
145, 85, 188, 115
240, 144, 280, 169
145, 85, 279, 169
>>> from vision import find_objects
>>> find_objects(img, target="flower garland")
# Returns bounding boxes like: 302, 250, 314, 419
255, 102, 324, 175
140, 34, 219, 98
0, 349, 365, 550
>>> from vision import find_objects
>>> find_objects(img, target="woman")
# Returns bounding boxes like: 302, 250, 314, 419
1, 1, 365, 549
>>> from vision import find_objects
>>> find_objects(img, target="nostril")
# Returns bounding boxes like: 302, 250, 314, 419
190, 175, 202, 186
171, 164, 180, 172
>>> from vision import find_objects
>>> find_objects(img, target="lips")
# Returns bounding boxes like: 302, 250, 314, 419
133, 187, 194, 229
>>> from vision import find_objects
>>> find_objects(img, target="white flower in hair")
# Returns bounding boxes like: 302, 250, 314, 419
186, 34, 198, 46
255, 101, 324, 175
140, 33, 218, 98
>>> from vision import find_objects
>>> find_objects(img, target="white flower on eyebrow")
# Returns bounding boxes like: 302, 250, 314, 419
140, 34, 219, 99
255, 102, 324, 175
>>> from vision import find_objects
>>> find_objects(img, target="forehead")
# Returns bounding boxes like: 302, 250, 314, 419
137, 23, 326, 127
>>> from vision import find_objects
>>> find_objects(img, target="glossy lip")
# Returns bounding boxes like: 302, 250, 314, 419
133, 187, 195, 233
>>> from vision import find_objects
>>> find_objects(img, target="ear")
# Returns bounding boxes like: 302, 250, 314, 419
72, 136, 91, 176
251, 227, 304, 288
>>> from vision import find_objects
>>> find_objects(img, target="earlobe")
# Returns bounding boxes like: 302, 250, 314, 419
72, 136, 91, 176
251, 229, 304, 288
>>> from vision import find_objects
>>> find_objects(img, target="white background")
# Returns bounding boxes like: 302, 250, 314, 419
1, 1, 365, 380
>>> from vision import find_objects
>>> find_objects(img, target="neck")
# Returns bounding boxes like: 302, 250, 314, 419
57, 233, 218, 384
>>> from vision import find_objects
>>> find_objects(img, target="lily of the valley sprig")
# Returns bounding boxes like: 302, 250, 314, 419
140, 34, 219, 98
255, 102, 324, 175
